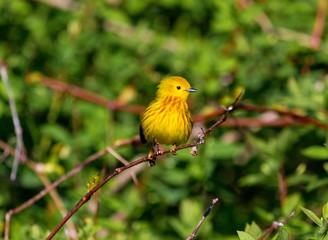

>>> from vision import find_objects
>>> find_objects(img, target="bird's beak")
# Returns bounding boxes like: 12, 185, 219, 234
185, 88, 198, 92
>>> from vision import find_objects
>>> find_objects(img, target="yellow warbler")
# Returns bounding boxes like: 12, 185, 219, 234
140, 76, 197, 157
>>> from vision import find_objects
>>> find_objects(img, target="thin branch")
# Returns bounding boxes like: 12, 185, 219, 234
37, 174, 78, 240
3, 148, 107, 239
194, 103, 328, 130
238, 0, 328, 53
237, 104, 328, 130
27, 73, 145, 115
278, 166, 288, 206
29, 75, 328, 130
33, 0, 78, 11
186, 198, 219, 240
45, 91, 243, 239
1, 136, 139, 240
310, 0, 327, 49
105, 146, 139, 185
258, 211, 295, 240
0, 141, 78, 240
0, 61, 26, 180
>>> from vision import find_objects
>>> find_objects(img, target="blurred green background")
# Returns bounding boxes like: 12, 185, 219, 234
1, 0, 328, 239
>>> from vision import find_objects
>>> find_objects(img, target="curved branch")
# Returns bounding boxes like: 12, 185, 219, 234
1, 136, 140, 240
258, 211, 295, 240
45, 91, 243, 239
30, 75, 328, 130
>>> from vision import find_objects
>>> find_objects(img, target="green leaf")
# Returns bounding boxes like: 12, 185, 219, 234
323, 202, 328, 221
282, 193, 300, 216
276, 228, 289, 240
245, 221, 262, 239
301, 146, 328, 160
315, 225, 328, 240
300, 206, 322, 227
237, 231, 256, 240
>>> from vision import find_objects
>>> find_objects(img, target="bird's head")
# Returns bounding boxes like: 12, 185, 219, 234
156, 76, 197, 101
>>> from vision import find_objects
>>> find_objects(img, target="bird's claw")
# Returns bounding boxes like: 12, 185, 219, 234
147, 151, 154, 160
170, 145, 177, 155
147, 150, 157, 167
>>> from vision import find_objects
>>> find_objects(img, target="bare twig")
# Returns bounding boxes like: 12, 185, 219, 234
1, 136, 139, 240
258, 211, 295, 240
0, 62, 26, 180
30, 75, 328, 130
27, 73, 145, 115
37, 174, 78, 240
186, 198, 219, 240
194, 103, 328, 130
3, 148, 107, 240
0, 141, 78, 240
106, 146, 139, 185
237, 104, 328, 130
45, 92, 243, 239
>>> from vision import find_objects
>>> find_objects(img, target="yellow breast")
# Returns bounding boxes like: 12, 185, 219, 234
140, 96, 192, 146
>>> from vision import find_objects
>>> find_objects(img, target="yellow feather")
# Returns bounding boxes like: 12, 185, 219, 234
140, 76, 197, 146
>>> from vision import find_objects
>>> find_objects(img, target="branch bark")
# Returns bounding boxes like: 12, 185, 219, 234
258, 211, 295, 240
45, 91, 243, 239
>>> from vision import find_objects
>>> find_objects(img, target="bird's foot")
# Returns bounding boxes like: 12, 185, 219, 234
170, 144, 177, 155
147, 150, 156, 167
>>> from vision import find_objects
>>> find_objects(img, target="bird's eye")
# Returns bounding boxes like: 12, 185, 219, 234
177, 86, 181, 90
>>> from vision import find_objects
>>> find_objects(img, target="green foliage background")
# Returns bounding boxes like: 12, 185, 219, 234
1, 0, 328, 239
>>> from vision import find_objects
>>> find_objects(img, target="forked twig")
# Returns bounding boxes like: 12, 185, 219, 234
258, 211, 295, 240
105, 146, 139, 185
2, 136, 140, 240
45, 91, 244, 239
0, 141, 78, 240
186, 198, 219, 240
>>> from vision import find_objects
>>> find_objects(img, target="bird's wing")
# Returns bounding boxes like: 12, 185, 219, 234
139, 124, 147, 144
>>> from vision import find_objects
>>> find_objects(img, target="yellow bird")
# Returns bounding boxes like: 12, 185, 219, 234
140, 76, 197, 158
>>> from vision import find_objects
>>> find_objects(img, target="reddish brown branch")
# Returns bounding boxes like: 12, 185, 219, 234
258, 211, 295, 240
27, 74, 145, 115
1, 136, 140, 240
194, 104, 328, 130
30, 74, 328, 130
238, 104, 328, 130
222, 116, 317, 128
45, 91, 242, 239
0, 140, 78, 240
